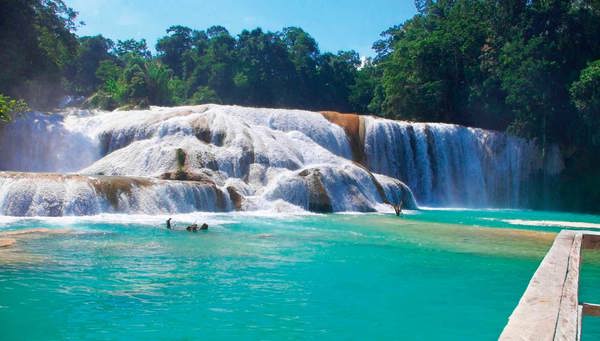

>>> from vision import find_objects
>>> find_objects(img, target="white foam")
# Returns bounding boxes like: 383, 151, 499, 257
0, 208, 326, 227
501, 219, 600, 229
419, 207, 514, 211
0, 213, 231, 227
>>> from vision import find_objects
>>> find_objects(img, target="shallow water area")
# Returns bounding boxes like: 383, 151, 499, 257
1, 209, 600, 340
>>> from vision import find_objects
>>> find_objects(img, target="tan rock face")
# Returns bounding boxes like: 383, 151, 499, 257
190, 115, 227, 146
159, 170, 214, 183
227, 186, 244, 211
298, 168, 333, 213
90, 176, 153, 209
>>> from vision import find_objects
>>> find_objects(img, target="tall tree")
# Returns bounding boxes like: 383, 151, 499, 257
317, 51, 360, 111
156, 26, 194, 78
115, 39, 151, 60
0, 0, 78, 108
570, 59, 600, 147
281, 27, 320, 106
235, 28, 295, 107
67, 35, 115, 95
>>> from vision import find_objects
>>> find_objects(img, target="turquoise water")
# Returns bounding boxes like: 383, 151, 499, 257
1, 209, 599, 340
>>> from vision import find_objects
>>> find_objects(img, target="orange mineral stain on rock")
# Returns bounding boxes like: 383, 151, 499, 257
90, 176, 152, 209
320, 111, 365, 164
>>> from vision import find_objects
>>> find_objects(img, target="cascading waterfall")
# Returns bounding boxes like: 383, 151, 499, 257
0, 104, 560, 216
363, 117, 563, 207
0, 105, 416, 216
0, 172, 230, 216
0, 111, 100, 172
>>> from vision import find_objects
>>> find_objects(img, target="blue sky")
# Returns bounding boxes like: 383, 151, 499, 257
65, 0, 416, 57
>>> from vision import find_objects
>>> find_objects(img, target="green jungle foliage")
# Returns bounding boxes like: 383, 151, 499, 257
0, 94, 29, 122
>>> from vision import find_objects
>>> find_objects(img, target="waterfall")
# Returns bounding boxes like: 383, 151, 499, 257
0, 104, 560, 216
363, 117, 562, 207
0, 105, 416, 216
0, 111, 100, 172
0, 172, 230, 216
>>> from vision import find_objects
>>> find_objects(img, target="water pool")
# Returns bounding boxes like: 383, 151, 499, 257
1, 209, 599, 340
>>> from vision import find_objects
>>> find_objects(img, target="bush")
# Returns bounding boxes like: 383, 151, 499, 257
188, 86, 221, 105
0, 93, 28, 122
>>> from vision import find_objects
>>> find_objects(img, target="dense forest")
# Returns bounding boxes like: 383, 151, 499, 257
1, 0, 599, 211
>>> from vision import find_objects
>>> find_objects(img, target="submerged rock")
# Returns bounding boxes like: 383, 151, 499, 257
0, 228, 74, 237
0, 238, 16, 248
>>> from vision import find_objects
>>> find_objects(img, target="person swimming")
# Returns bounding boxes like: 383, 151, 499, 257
186, 223, 208, 232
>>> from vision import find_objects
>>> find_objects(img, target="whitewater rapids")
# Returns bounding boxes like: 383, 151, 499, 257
0, 104, 561, 216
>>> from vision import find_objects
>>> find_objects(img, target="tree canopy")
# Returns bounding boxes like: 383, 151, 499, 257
370, 1, 600, 145
0, 0, 78, 108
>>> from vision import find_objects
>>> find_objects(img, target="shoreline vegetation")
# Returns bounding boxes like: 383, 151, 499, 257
1, 0, 599, 213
